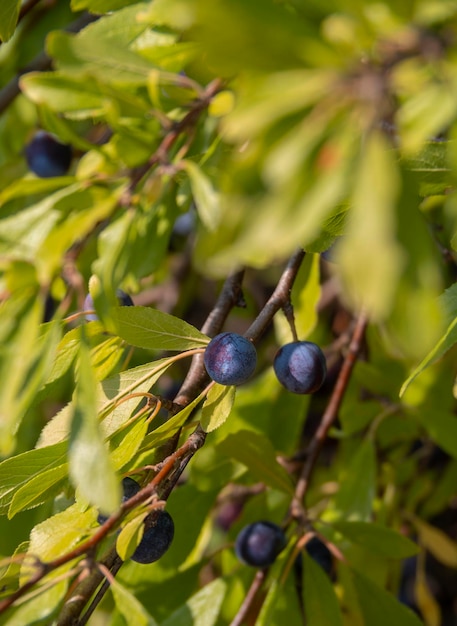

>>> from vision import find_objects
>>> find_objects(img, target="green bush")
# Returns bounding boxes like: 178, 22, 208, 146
0, 1, 457, 624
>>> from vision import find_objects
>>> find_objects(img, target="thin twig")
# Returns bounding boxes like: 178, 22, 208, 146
229, 569, 267, 626
244, 248, 306, 342
173, 269, 245, 408
290, 311, 368, 520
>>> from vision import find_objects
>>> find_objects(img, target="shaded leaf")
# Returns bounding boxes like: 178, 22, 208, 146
161, 578, 226, 626
111, 575, 158, 626
412, 408, 457, 460
217, 430, 294, 494
303, 552, 343, 626
332, 521, 419, 559
332, 440, 376, 521
400, 317, 457, 396
0, 0, 20, 42
411, 516, 457, 568
352, 569, 424, 626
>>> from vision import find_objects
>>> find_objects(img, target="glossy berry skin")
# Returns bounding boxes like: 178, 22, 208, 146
235, 521, 287, 568
84, 289, 134, 321
97, 477, 141, 525
25, 131, 72, 178
130, 509, 175, 564
204, 332, 257, 386
273, 341, 326, 394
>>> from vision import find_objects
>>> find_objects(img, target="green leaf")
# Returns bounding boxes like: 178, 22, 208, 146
68, 330, 121, 514
400, 317, 457, 396
8, 464, 68, 519
338, 131, 403, 320
37, 184, 123, 280
112, 306, 209, 351
303, 552, 343, 626
412, 408, 457, 459
200, 384, 235, 433
411, 516, 457, 568
117, 511, 148, 561
37, 357, 175, 447
0, 0, 20, 42
0, 176, 76, 205
110, 416, 149, 471
142, 392, 205, 449
351, 569, 424, 626
26, 502, 96, 566
397, 84, 457, 155
274, 252, 321, 344
48, 5, 154, 84
217, 430, 294, 494
71, 0, 137, 11
332, 440, 376, 521
161, 578, 226, 626
20, 72, 109, 118
2, 581, 68, 626
331, 521, 419, 559
111, 575, 158, 626
0, 442, 67, 516
183, 160, 221, 231
0, 291, 59, 454
401, 141, 452, 196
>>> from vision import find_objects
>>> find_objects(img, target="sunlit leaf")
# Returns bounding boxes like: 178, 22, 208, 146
68, 330, 121, 514
200, 384, 235, 433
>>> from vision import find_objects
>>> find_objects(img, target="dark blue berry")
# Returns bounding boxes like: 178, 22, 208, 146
25, 131, 72, 178
235, 521, 287, 568
84, 289, 134, 321
130, 509, 175, 564
305, 536, 333, 575
97, 477, 141, 525
273, 341, 326, 394
204, 332, 257, 386
115, 289, 134, 307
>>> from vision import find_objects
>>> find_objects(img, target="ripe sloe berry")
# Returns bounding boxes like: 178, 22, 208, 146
204, 332, 257, 386
130, 509, 175, 564
273, 341, 326, 394
84, 289, 134, 321
25, 131, 72, 178
235, 521, 287, 568
97, 476, 141, 525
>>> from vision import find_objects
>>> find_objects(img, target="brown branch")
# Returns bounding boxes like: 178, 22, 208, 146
229, 569, 267, 626
290, 311, 368, 519
173, 269, 245, 408
244, 248, 306, 342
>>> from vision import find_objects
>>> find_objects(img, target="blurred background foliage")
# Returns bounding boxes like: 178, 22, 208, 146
0, 0, 457, 624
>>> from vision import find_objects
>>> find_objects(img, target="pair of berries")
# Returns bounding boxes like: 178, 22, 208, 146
203, 332, 326, 394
